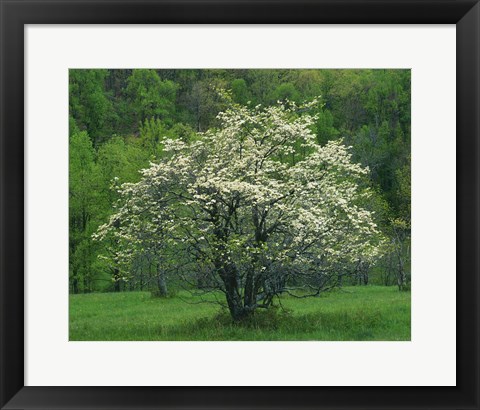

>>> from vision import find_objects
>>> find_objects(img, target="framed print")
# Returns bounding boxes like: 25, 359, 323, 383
1, 0, 479, 409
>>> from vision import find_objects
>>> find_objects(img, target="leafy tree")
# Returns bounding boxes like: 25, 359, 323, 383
182, 79, 227, 131
125, 69, 178, 126
95, 100, 384, 320
314, 109, 339, 145
138, 118, 168, 158
138, 118, 196, 159
231, 78, 250, 105
293, 70, 323, 99
94, 137, 150, 288
69, 69, 113, 146
69, 131, 101, 292
269, 82, 300, 103
248, 70, 280, 104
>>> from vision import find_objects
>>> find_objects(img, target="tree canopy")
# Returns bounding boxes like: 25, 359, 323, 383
94, 99, 385, 320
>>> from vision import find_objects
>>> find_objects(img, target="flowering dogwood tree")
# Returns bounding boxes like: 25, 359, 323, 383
95, 100, 384, 321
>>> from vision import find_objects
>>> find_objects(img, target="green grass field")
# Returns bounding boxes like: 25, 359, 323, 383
69, 286, 410, 341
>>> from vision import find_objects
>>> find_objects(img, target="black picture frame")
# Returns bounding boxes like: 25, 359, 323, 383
1, 1, 479, 409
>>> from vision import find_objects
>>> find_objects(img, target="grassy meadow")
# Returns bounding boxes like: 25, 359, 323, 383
69, 286, 410, 341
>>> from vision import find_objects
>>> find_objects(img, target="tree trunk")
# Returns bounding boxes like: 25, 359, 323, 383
397, 249, 406, 290
397, 266, 406, 291
83, 274, 89, 293
113, 280, 120, 292
221, 263, 251, 322
157, 264, 168, 297
363, 271, 369, 285
244, 270, 255, 309
72, 276, 79, 294
113, 267, 121, 292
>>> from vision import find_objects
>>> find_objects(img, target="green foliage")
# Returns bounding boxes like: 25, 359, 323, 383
269, 82, 300, 103
314, 109, 339, 145
137, 118, 196, 158
181, 79, 227, 131
231, 78, 250, 105
395, 158, 411, 221
97, 137, 148, 184
69, 130, 101, 292
138, 118, 167, 157
125, 69, 178, 125
69, 69, 411, 296
69, 69, 113, 146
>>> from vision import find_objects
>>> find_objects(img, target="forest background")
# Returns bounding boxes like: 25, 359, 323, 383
69, 69, 411, 295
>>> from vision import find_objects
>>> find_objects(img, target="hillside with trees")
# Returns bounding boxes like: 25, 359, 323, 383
69, 69, 411, 309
